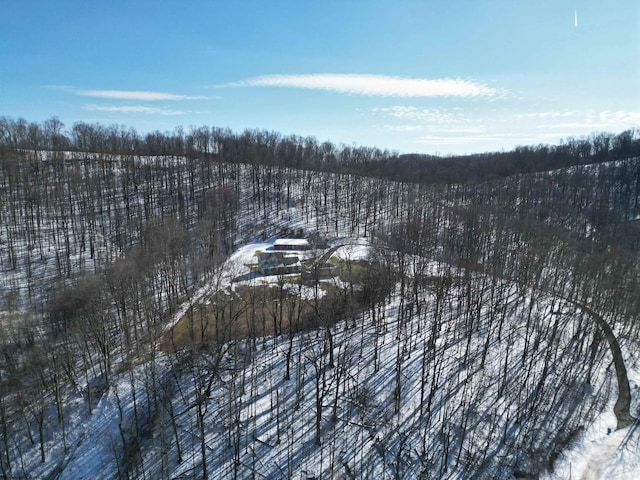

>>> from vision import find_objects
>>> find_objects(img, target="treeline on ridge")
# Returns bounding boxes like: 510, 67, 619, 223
1, 116, 639, 184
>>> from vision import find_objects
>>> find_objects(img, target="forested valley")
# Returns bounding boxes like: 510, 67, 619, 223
1, 117, 640, 479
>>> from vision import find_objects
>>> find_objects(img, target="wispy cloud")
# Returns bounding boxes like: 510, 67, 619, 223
372, 106, 469, 123
382, 124, 485, 134
83, 105, 187, 115
382, 125, 427, 132
533, 110, 640, 130
224, 74, 499, 98
77, 90, 206, 101
417, 135, 491, 146
593, 110, 640, 127
417, 132, 547, 146
518, 111, 577, 119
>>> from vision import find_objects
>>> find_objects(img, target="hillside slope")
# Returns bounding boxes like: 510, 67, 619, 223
1, 149, 640, 478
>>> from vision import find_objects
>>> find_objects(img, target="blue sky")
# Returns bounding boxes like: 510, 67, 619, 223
1, 0, 639, 155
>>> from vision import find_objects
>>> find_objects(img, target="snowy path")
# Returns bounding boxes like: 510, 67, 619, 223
578, 423, 640, 480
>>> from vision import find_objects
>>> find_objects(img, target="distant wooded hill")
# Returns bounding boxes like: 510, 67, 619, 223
1, 116, 638, 184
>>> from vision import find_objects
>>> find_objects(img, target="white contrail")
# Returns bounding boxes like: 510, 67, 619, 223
575, 9, 578, 28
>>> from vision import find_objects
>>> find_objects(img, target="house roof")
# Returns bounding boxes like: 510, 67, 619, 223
274, 238, 310, 246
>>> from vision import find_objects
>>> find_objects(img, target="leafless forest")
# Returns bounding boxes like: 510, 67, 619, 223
1, 118, 640, 478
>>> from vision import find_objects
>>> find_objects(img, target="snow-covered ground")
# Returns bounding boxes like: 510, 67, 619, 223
553, 420, 640, 480
46, 248, 639, 479
3, 153, 640, 479
543, 349, 640, 480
